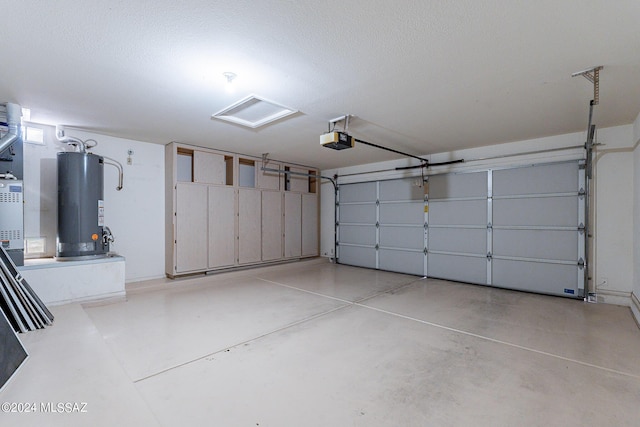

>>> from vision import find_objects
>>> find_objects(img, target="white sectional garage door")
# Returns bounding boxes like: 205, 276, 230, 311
490, 162, 586, 297
337, 179, 425, 275
428, 171, 489, 285
378, 179, 425, 276
337, 160, 586, 298
337, 181, 379, 269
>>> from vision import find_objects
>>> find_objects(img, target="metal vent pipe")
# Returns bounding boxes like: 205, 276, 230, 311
0, 103, 21, 154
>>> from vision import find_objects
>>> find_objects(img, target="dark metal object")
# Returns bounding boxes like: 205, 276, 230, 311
395, 159, 465, 170
56, 152, 110, 259
0, 246, 54, 331
353, 138, 428, 165
583, 100, 596, 296
0, 303, 27, 392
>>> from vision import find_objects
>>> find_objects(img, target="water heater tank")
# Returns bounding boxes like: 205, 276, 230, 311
56, 152, 109, 259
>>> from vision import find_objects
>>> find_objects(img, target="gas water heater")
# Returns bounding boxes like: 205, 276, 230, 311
56, 152, 111, 259
55, 129, 123, 260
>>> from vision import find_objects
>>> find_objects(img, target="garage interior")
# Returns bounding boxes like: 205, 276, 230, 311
1, 1, 640, 426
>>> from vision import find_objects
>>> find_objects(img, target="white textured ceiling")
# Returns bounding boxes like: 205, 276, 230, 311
1, 1, 639, 169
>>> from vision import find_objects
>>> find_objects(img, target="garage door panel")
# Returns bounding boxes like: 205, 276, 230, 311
339, 182, 377, 202
493, 163, 579, 196
429, 200, 487, 225
379, 226, 424, 249
339, 246, 376, 269
339, 225, 376, 246
339, 178, 425, 276
379, 249, 424, 276
379, 202, 424, 224
493, 197, 578, 227
429, 228, 487, 254
429, 172, 487, 199
428, 253, 487, 285
379, 180, 423, 201
493, 259, 578, 297
338, 162, 583, 298
339, 204, 376, 223
493, 229, 578, 261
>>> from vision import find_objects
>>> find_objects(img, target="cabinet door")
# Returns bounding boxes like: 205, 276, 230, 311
194, 151, 226, 184
262, 191, 283, 261
302, 194, 318, 256
284, 192, 302, 258
208, 186, 236, 268
238, 188, 262, 264
176, 183, 208, 273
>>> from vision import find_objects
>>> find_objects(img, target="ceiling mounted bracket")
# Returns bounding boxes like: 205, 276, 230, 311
328, 114, 352, 133
571, 66, 603, 105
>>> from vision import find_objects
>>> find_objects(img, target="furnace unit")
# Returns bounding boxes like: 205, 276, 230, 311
0, 180, 24, 265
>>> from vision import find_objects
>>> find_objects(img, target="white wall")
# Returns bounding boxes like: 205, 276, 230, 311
592, 126, 635, 303
632, 112, 640, 322
321, 124, 636, 303
23, 125, 63, 257
23, 126, 165, 282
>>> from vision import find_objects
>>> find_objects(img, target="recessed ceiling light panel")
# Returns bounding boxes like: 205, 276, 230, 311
212, 94, 298, 128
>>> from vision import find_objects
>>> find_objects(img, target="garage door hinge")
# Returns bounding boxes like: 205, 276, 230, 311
578, 223, 585, 234
376, 222, 379, 228
375, 244, 379, 250
423, 247, 428, 255
336, 222, 339, 227
578, 188, 586, 198
578, 258, 585, 269
424, 222, 428, 230
487, 222, 492, 229
487, 252, 492, 260
376, 200, 380, 206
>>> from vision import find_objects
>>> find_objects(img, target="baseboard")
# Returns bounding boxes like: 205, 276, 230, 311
131, 257, 329, 294
595, 289, 631, 306
631, 292, 640, 327
49, 290, 127, 307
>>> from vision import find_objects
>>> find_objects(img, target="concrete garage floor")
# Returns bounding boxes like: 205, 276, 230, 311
2, 259, 640, 426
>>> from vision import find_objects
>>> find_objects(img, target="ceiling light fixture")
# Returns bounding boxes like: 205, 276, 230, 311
212, 94, 298, 128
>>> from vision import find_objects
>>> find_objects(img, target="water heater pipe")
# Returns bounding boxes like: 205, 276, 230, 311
0, 103, 22, 154
102, 156, 124, 191
54, 126, 124, 191
55, 125, 89, 152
